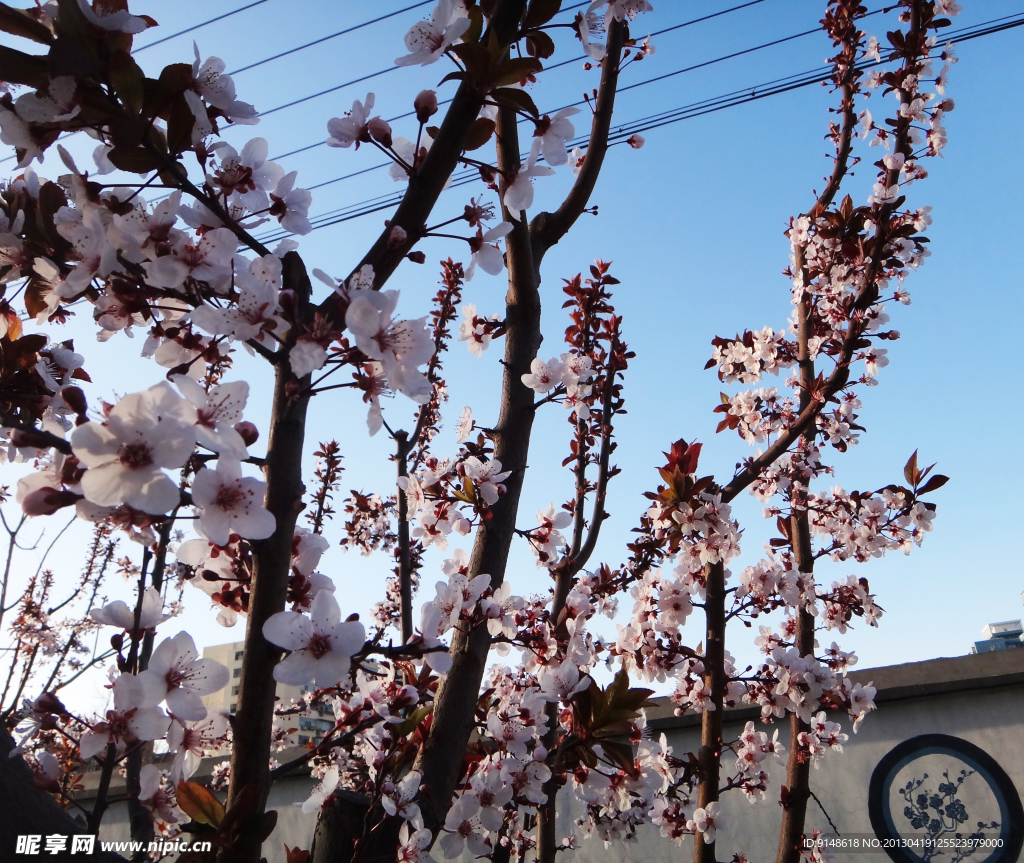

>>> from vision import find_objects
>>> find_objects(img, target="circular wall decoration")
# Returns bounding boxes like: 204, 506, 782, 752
868, 734, 1024, 863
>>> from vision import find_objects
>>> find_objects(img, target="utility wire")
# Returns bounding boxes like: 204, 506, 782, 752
121, 0, 775, 203
0, 1, 447, 164
132, 0, 271, 53
0, 0, 275, 164
0, 0, 762, 166
252, 13, 1024, 245
264, 0, 772, 162
227, 1, 434, 76
267, 6, 882, 196
248, 0, 595, 120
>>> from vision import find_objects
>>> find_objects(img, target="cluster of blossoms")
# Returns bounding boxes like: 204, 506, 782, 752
525, 504, 573, 570
458, 302, 504, 355
521, 352, 597, 420
12, 595, 235, 826
396, 452, 512, 549
805, 485, 936, 560
0, 2, 964, 862
709, 327, 796, 386
179, 526, 332, 627
671, 651, 745, 715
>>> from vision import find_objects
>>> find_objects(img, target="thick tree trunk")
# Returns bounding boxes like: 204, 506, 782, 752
414, 96, 543, 832
694, 561, 727, 863
775, 262, 818, 863
775, 607, 816, 863
308, 12, 627, 859
308, 790, 372, 863
223, 252, 313, 863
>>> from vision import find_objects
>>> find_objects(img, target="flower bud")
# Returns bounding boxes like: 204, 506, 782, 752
35, 692, 67, 715
60, 385, 88, 420
414, 90, 438, 123
406, 251, 426, 264
234, 421, 259, 447
627, 134, 646, 149
21, 487, 80, 516
367, 117, 393, 149
278, 289, 298, 322
388, 225, 408, 248
533, 744, 548, 761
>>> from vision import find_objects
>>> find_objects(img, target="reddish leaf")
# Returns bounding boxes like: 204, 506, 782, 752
916, 474, 949, 495
525, 30, 556, 59
524, 0, 561, 29
903, 450, 918, 486
0, 44, 49, 87
463, 117, 495, 151
490, 87, 539, 118
176, 780, 225, 827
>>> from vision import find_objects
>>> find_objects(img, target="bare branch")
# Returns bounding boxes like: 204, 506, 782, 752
529, 19, 627, 274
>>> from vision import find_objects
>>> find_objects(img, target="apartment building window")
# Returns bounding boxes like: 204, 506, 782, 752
233, 667, 241, 678
234, 650, 243, 661
232, 686, 239, 695
298, 735, 309, 745
230, 703, 236, 712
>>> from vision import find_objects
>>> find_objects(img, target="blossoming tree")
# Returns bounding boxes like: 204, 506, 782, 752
0, 0, 958, 862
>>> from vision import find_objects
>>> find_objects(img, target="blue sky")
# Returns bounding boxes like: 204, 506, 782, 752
3, 0, 1024, 707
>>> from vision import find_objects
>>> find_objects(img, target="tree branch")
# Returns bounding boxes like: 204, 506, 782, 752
224, 251, 313, 862
413, 87, 542, 836
694, 561, 727, 863
141, 141, 271, 258
321, 0, 531, 314
529, 19, 627, 275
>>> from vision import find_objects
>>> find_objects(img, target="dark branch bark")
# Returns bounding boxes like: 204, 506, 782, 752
776, 604, 816, 863
566, 327, 619, 579
223, 251, 313, 863
126, 516, 176, 858
694, 561, 727, 863
414, 93, 542, 833
414, 17, 628, 850
325, 1, 529, 309
396, 430, 414, 644
529, 20, 626, 276
143, 143, 272, 258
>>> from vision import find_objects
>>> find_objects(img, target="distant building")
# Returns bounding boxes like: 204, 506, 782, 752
200, 640, 334, 747
970, 619, 1024, 654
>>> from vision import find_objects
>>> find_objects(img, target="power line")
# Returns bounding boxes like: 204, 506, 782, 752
263, 0, 772, 162
265, 5, 874, 197
249, 1, 593, 121
0, 1, 452, 165
132, 0, 271, 53
0, 0, 763, 167
227, 1, 434, 76
251, 13, 1024, 246
0, 0, 275, 165
113, 1, 774, 203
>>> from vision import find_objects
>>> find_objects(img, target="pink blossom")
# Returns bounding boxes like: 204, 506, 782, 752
192, 458, 275, 547
263, 590, 366, 686
145, 631, 230, 720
